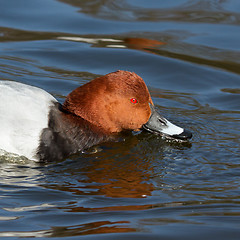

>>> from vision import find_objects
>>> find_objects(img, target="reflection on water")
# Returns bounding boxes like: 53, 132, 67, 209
60, 0, 240, 24
0, 0, 240, 239
1, 26, 240, 76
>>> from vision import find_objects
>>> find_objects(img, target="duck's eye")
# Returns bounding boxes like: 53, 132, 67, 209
130, 98, 138, 104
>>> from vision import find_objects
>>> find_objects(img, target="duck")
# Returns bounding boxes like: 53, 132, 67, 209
0, 70, 192, 162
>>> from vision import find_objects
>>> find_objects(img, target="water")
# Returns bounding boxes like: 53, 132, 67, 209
0, 0, 240, 239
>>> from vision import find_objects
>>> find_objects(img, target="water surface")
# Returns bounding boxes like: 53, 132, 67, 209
0, 0, 240, 239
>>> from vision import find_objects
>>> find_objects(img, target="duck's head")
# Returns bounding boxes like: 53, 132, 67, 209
63, 70, 192, 141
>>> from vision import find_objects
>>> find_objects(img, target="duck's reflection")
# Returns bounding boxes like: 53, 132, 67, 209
43, 132, 186, 203
53, 135, 156, 199
81, 146, 154, 199
0, 220, 136, 238
0, 135, 188, 238
50, 220, 136, 237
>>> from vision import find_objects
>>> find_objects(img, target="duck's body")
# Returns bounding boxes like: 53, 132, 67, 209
0, 81, 56, 161
0, 81, 110, 161
0, 71, 192, 162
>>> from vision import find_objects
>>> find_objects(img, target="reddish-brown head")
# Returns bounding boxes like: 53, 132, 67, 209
63, 70, 153, 133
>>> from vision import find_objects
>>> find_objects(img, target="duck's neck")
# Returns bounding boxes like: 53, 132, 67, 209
36, 103, 112, 162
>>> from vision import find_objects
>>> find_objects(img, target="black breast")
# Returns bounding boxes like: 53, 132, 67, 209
36, 103, 111, 162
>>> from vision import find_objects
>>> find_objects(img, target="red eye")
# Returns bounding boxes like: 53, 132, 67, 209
130, 98, 138, 104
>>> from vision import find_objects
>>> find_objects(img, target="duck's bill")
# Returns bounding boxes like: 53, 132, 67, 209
142, 104, 192, 141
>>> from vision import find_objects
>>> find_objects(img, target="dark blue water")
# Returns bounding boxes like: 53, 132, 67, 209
0, 0, 240, 239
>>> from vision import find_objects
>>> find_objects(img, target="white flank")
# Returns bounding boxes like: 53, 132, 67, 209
0, 81, 57, 161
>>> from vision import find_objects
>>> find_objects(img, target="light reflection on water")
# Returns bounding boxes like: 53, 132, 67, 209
0, 0, 240, 239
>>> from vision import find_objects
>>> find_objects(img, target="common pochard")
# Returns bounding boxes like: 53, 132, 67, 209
0, 70, 192, 162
